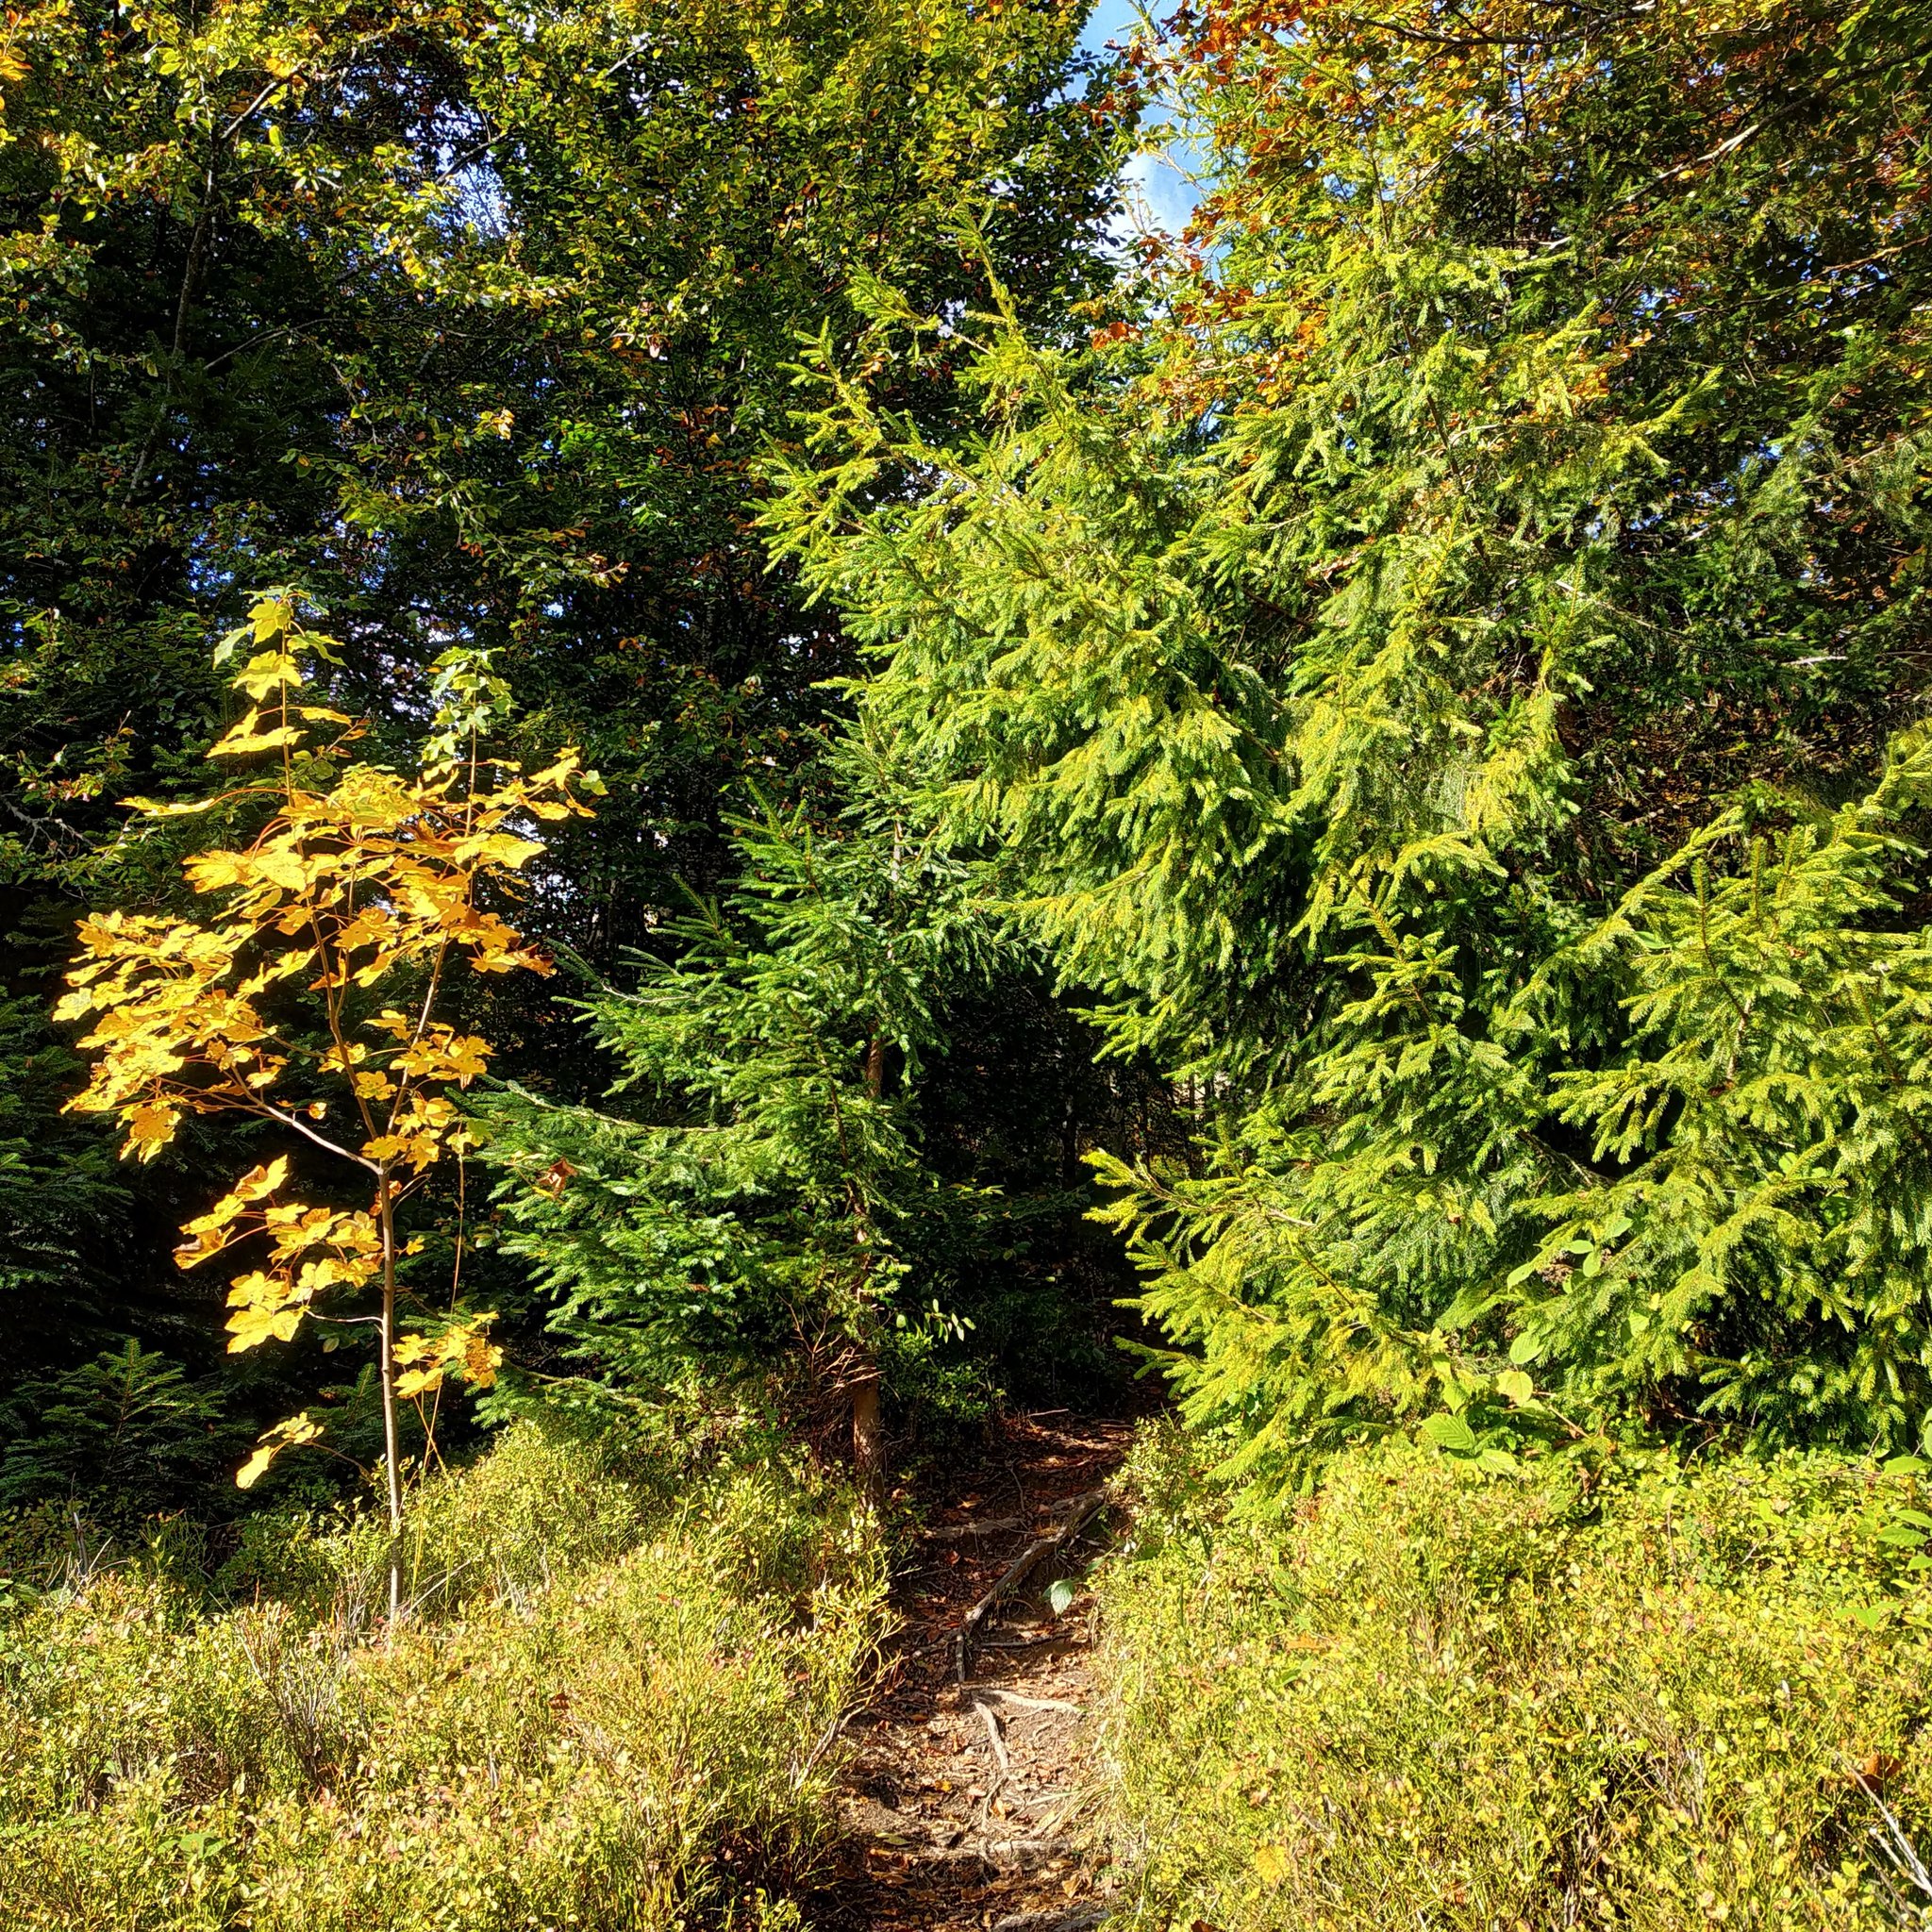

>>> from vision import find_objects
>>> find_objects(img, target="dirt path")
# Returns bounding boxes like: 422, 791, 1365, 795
807, 1412, 1133, 1932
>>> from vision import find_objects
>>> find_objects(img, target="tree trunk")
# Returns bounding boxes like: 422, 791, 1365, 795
849, 1030, 888, 1498
376, 1176, 404, 1628
851, 1369, 884, 1501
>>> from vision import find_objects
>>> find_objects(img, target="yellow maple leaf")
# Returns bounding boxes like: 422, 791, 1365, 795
463, 1332, 504, 1388
225, 1268, 308, 1350
236, 1411, 321, 1490
296, 1254, 373, 1296
123, 793, 225, 819
395, 1030, 491, 1085
334, 909, 395, 955
226, 1302, 305, 1351
251, 847, 312, 892
209, 710, 304, 760
237, 953, 311, 997
393, 1315, 501, 1399
235, 647, 301, 700
454, 831, 543, 870
176, 1157, 292, 1267
444, 1035, 490, 1081
125, 1100, 179, 1159
184, 850, 253, 892
239, 1154, 291, 1196
392, 1329, 442, 1398
525, 748, 587, 793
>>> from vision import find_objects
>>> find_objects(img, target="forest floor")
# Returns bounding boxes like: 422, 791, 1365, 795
805, 1410, 1134, 1932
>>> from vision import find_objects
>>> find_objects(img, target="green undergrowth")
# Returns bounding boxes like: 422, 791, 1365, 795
1096, 1429, 1932, 1930
0, 1412, 887, 1931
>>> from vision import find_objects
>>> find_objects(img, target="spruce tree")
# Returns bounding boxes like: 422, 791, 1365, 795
479, 735, 1008, 1484
770, 0, 1932, 1489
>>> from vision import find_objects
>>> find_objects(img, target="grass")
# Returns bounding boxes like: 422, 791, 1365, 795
0, 1412, 887, 1931
1094, 1428, 1932, 1930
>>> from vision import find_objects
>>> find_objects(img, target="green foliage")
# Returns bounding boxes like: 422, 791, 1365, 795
1097, 1427, 1932, 1930
0, 0, 1119, 954
0, 1342, 228, 1519
0, 1418, 886, 1931
0, 989, 128, 1370
1, 0, 1122, 1444
768, 0, 1932, 1481
479, 737, 1009, 1411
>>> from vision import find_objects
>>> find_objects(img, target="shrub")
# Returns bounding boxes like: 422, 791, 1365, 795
1096, 1430, 1932, 1929
0, 1417, 885, 1931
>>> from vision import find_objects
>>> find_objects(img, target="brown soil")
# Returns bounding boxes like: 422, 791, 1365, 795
805, 1411, 1134, 1932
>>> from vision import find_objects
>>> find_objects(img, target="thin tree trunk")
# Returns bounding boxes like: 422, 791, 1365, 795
852, 1032, 887, 1498
376, 1174, 404, 1627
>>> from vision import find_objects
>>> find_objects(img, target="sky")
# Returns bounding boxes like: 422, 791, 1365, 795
1076, 0, 1205, 237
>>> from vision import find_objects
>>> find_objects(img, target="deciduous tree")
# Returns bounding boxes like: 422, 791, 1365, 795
56, 593, 593, 1610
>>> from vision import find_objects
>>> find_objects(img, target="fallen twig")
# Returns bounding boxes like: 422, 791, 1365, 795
793, 1703, 861, 1788
972, 1695, 1014, 1830
978, 1632, 1091, 1656
1855, 1768, 1932, 1903
922, 1514, 1026, 1541
977, 1686, 1084, 1715
1043, 1489, 1108, 1515
924, 1491, 1108, 1541
955, 1487, 1109, 1681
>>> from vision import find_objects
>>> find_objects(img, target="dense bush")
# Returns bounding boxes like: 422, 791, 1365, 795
0, 1418, 885, 1931
1096, 1430, 1932, 1930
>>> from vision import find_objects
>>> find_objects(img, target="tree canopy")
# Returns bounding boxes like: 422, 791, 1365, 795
2, 0, 1129, 1457
8, 0, 1932, 1513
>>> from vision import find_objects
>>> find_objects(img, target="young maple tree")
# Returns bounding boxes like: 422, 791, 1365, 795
54, 594, 594, 1616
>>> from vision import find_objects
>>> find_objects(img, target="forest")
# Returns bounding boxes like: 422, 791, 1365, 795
3, 0, 1932, 1924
